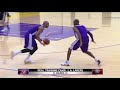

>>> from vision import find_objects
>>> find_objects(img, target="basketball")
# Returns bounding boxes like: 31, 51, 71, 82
43, 38, 50, 45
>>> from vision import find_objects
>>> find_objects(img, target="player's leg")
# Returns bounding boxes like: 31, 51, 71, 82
24, 37, 38, 64
67, 48, 72, 61
85, 51, 95, 58
11, 49, 31, 59
61, 39, 80, 66
7, 12, 11, 17
81, 38, 101, 65
85, 51, 101, 65
24, 46, 38, 64
1, 12, 9, 32
11, 46, 37, 62
0, 13, 4, 27
11, 33, 31, 59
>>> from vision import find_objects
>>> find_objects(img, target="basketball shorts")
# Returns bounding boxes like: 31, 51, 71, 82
24, 32, 37, 50
69, 37, 89, 53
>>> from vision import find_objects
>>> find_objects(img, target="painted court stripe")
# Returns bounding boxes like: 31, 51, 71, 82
0, 43, 120, 56
0, 68, 17, 71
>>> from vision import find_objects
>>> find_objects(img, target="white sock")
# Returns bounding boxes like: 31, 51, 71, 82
11, 51, 21, 59
14, 51, 21, 56
25, 54, 31, 61
95, 58, 98, 62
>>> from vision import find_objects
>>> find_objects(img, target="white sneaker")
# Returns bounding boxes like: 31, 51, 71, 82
61, 61, 70, 66
1, 28, 8, 32
24, 59, 32, 64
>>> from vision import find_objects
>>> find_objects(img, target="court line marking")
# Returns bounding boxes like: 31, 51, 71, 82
0, 68, 17, 71
0, 43, 120, 56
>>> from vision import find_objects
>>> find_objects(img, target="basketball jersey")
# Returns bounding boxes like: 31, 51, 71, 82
27, 24, 41, 36
74, 25, 88, 39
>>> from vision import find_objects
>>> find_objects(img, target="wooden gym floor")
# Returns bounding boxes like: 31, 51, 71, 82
0, 12, 120, 78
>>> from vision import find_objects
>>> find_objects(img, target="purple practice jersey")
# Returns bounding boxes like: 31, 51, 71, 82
70, 24, 89, 52
74, 25, 89, 39
24, 24, 41, 50
26, 24, 41, 35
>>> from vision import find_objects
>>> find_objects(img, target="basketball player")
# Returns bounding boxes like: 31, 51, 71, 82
0, 12, 11, 32
11, 21, 49, 64
61, 19, 101, 66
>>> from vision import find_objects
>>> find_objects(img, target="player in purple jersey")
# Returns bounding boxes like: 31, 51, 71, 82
0, 12, 11, 32
11, 21, 49, 64
61, 19, 101, 66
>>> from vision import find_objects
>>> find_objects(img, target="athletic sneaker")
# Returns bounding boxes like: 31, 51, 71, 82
61, 61, 70, 66
1, 26, 10, 32
24, 59, 32, 64
1, 29, 8, 32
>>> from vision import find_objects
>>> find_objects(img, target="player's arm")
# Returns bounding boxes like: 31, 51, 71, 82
87, 30, 96, 43
35, 27, 45, 46
73, 27, 83, 47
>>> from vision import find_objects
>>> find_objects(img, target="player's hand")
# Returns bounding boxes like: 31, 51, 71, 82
91, 40, 96, 43
41, 43, 45, 46
40, 41, 45, 46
